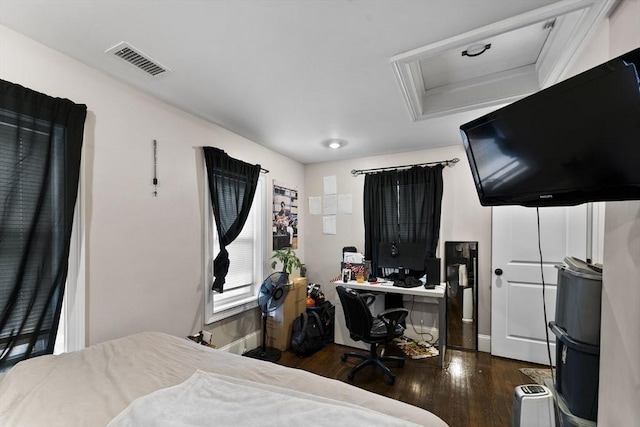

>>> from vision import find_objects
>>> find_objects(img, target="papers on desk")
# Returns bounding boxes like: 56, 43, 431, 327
343, 252, 364, 263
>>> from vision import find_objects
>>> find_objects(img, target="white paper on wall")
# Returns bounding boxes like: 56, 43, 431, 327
309, 196, 322, 215
322, 195, 337, 215
323, 175, 337, 195
323, 216, 336, 235
338, 194, 352, 214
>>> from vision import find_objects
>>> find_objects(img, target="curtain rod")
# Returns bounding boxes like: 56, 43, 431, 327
260, 167, 269, 174
351, 158, 459, 177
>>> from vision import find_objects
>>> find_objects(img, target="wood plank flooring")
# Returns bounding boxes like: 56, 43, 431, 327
277, 342, 547, 427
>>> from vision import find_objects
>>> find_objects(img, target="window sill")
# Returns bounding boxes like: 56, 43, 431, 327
205, 298, 258, 324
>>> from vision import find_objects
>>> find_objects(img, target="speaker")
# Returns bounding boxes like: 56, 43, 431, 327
425, 258, 441, 285
513, 384, 555, 427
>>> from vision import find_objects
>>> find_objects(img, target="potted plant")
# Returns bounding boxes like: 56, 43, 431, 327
270, 246, 302, 275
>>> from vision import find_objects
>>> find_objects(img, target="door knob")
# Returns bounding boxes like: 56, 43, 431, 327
494, 268, 503, 276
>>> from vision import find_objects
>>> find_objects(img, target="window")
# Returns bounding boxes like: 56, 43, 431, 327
204, 174, 266, 323
0, 111, 63, 364
364, 166, 443, 275
0, 80, 86, 370
0, 113, 84, 359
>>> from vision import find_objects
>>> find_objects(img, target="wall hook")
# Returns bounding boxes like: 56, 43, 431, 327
152, 139, 158, 196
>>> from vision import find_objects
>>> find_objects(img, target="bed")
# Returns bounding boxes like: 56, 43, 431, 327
0, 331, 448, 427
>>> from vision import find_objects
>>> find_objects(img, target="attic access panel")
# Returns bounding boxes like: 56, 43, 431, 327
418, 21, 552, 92
391, 0, 617, 121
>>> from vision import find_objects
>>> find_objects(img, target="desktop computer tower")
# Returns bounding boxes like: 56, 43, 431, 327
513, 384, 555, 427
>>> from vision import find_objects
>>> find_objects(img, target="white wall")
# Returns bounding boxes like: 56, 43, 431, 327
598, 1, 640, 425
600, 202, 640, 425
303, 145, 493, 337
0, 25, 305, 347
2, 9, 638, 419
560, 0, 640, 423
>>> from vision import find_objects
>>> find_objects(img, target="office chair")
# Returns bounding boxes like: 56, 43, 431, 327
336, 285, 408, 385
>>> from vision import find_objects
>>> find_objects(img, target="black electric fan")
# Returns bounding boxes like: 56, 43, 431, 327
244, 271, 289, 362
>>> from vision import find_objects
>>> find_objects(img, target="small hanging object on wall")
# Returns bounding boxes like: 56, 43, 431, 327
152, 139, 159, 197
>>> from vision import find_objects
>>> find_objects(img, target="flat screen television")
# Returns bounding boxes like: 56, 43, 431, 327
460, 47, 640, 207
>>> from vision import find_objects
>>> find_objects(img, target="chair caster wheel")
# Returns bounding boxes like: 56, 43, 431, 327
398, 360, 405, 368
386, 376, 395, 385
347, 372, 355, 380
341, 354, 347, 362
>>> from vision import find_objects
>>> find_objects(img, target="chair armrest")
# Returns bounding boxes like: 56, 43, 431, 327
377, 308, 409, 338
357, 292, 377, 306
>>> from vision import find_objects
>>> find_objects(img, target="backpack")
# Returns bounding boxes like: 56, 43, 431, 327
290, 311, 325, 356
316, 301, 335, 343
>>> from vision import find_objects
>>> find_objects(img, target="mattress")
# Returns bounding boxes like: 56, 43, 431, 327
0, 331, 447, 427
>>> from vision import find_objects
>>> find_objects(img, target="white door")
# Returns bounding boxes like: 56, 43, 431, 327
491, 205, 588, 364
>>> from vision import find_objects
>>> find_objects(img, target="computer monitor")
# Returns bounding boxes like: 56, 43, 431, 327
377, 242, 427, 281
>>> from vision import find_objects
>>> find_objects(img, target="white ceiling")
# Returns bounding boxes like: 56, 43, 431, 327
0, 0, 583, 164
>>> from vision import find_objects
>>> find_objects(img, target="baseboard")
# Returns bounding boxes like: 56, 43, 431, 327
220, 330, 491, 355
217, 331, 260, 355
478, 334, 491, 353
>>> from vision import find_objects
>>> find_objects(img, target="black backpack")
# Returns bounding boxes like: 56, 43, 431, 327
316, 301, 335, 343
290, 311, 325, 356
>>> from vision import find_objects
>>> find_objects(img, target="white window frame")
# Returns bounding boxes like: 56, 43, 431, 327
54, 193, 85, 354
203, 171, 267, 324
58, 176, 85, 353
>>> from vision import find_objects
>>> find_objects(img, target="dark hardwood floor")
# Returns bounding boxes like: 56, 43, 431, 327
277, 342, 546, 427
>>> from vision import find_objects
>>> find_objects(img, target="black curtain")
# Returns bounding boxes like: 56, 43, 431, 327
363, 165, 444, 276
203, 147, 261, 293
363, 170, 399, 276
0, 80, 86, 370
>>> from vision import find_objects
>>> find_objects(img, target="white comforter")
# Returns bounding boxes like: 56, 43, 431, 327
108, 370, 421, 427
0, 332, 448, 427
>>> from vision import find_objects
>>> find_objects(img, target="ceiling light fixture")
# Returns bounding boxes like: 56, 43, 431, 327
322, 139, 347, 149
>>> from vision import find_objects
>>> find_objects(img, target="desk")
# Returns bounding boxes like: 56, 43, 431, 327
333, 280, 446, 368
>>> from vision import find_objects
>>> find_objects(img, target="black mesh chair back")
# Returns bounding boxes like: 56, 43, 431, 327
335, 285, 408, 385
337, 285, 374, 342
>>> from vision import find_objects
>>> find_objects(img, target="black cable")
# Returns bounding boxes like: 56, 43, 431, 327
537, 208, 563, 426
536, 208, 555, 381
407, 296, 435, 345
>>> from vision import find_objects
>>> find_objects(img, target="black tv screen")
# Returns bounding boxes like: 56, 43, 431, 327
460, 47, 640, 207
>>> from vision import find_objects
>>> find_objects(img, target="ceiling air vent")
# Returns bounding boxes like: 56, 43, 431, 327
105, 42, 169, 76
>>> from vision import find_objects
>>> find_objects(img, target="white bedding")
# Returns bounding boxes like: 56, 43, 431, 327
0, 332, 448, 427
108, 370, 421, 427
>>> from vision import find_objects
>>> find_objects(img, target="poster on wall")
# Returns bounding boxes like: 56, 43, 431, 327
273, 181, 298, 250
